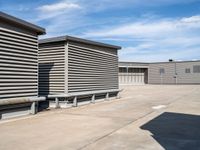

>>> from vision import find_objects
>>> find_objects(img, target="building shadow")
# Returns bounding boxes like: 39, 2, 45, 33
140, 112, 200, 150
38, 62, 54, 111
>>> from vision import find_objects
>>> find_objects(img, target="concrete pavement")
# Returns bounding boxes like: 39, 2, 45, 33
0, 85, 199, 150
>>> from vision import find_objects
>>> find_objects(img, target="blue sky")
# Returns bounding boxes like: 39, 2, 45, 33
1, 0, 200, 62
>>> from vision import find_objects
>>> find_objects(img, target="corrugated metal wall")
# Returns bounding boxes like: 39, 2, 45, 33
67, 41, 119, 93
38, 42, 66, 95
176, 62, 200, 84
148, 63, 175, 84
0, 26, 38, 99
148, 62, 200, 84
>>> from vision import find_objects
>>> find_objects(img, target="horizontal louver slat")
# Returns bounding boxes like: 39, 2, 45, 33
39, 44, 65, 95
0, 28, 38, 99
68, 43, 118, 93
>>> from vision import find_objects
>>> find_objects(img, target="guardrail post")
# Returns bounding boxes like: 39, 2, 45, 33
30, 102, 36, 114
91, 94, 95, 103
73, 96, 77, 107
105, 93, 109, 100
64, 97, 68, 107
55, 97, 60, 108
116, 92, 121, 99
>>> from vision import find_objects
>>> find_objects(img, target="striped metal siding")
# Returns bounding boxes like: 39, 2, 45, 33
68, 41, 119, 93
0, 27, 38, 99
38, 42, 65, 95
176, 62, 200, 84
119, 68, 147, 85
149, 63, 175, 84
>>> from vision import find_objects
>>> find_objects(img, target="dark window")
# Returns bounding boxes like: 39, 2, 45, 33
185, 68, 190, 73
159, 68, 165, 75
193, 65, 200, 73
128, 68, 135, 73
119, 67, 127, 73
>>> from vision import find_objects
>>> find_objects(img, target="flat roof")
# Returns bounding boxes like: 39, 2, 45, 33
150, 60, 200, 64
119, 60, 200, 66
119, 62, 149, 68
0, 11, 45, 35
119, 62, 149, 65
39, 35, 122, 50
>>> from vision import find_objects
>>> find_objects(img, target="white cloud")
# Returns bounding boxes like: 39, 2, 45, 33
84, 16, 200, 39
36, 0, 81, 21
119, 45, 200, 62
181, 15, 200, 23
118, 35, 200, 62
32, 0, 200, 62
76, 0, 200, 12
82, 15, 200, 62
120, 44, 155, 55
38, 1, 80, 12
35, 0, 200, 21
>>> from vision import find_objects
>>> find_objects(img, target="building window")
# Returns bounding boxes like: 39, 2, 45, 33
119, 67, 127, 73
159, 68, 165, 75
193, 65, 200, 73
185, 68, 190, 73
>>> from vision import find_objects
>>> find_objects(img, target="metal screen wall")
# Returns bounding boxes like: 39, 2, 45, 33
0, 27, 38, 99
67, 41, 119, 93
39, 42, 65, 95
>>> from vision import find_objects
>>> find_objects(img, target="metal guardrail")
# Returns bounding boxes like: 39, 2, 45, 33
47, 89, 122, 108
0, 89, 122, 117
0, 97, 46, 115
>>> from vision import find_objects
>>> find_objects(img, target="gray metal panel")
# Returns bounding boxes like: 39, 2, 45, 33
38, 42, 65, 95
67, 41, 119, 93
176, 61, 200, 84
0, 26, 38, 99
149, 63, 175, 84
148, 61, 200, 84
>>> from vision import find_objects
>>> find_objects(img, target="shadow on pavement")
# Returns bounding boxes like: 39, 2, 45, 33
140, 112, 200, 150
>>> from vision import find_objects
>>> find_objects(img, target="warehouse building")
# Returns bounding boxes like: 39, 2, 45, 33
149, 60, 200, 84
119, 60, 200, 85
39, 36, 121, 107
0, 12, 45, 119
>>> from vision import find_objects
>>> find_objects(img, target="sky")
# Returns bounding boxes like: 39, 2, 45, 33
1, 0, 200, 62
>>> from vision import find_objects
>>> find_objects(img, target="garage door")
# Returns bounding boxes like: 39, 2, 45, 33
119, 68, 147, 85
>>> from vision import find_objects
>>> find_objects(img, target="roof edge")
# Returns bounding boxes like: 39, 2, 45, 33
39, 35, 121, 50
0, 11, 46, 35
119, 60, 200, 64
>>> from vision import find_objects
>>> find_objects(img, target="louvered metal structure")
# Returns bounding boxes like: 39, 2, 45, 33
0, 12, 45, 102
39, 36, 121, 96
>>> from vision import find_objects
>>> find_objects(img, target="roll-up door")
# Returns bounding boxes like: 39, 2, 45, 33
119, 68, 147, 85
